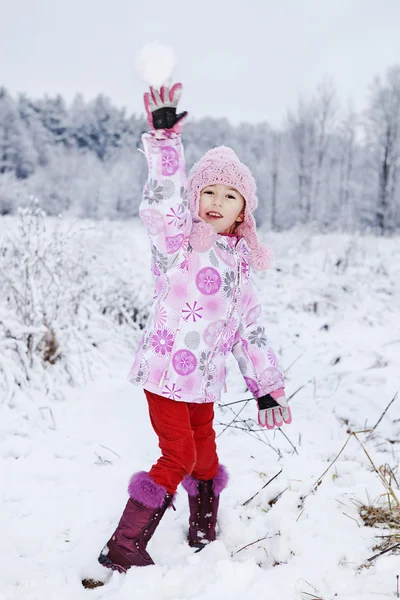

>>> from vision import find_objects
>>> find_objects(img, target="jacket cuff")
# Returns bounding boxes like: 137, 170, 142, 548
142, 130, 180, 145
270, 388, 285, 400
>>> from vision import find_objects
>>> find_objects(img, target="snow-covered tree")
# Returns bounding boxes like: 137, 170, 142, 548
18, 94, 52, 167
286, 98, 317, 223
312, 79, 337, 221
365, 65, 400, 232
70, 94, 129, 160
0, 88, 38, 179
36, 94, 69, 146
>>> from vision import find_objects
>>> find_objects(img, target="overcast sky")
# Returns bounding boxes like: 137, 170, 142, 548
1, 0, 400, 126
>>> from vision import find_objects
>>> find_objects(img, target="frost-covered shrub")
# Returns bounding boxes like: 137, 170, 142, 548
0, 205, 148, 402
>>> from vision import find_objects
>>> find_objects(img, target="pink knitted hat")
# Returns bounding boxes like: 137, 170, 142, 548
187, 146, 273, 270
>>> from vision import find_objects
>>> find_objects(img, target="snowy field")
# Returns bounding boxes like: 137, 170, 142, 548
1, 216, 399, 600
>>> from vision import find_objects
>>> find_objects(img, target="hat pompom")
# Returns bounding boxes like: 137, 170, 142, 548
189, 220, 217, 252
206, 146, 238, 160
235, 218, 257, 248
248, 243, 274, 270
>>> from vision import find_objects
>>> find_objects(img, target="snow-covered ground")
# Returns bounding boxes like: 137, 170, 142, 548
1, 219, 399, 600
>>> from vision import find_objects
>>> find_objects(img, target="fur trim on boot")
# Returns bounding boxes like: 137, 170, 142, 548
182, 464, 229, 496
128, 471, 169, 509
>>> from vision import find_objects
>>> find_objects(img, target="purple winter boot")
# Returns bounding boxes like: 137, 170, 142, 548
182, 464, 229, 551
98, 472, 174, 573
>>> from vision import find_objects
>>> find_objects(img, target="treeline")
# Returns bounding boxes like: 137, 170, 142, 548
1, 65, 400, 232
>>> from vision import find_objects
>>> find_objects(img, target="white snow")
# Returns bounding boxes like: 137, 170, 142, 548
1, 219, 399, 600
134, 42, 177, 88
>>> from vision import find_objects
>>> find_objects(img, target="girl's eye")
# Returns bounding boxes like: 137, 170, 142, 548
227, 194, 235, 199
204, 190, 213, 195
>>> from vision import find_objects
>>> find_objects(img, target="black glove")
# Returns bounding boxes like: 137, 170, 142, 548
144, 83, 188, 132
256, 392, 292, 429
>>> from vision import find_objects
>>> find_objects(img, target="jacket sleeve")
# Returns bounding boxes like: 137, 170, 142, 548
231, 278, 285, 398
139, 132, 192, 266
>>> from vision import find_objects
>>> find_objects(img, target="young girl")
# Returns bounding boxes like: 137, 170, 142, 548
98, 83, 292, 573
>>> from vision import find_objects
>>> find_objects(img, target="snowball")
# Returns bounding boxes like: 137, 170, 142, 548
134, 42, 177, 88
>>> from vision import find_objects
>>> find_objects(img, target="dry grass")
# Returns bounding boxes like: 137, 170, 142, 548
360, 504, 400, 529
359, 504, 400, 555
81, 578, 105, 589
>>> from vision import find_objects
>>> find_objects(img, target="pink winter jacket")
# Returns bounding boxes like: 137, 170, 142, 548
128, 133, 285, 403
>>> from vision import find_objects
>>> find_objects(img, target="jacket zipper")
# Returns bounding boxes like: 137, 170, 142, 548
159, 325, 181, 388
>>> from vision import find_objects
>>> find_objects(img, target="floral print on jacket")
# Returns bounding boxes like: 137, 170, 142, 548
128, 133, 285, 403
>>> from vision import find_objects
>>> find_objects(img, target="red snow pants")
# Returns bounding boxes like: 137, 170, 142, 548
144, 390, 219, 495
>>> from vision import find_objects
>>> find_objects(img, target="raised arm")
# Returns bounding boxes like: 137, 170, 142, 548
139, 84, 192, 263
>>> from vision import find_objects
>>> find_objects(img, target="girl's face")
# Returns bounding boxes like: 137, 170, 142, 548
199, 184, 245, 234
